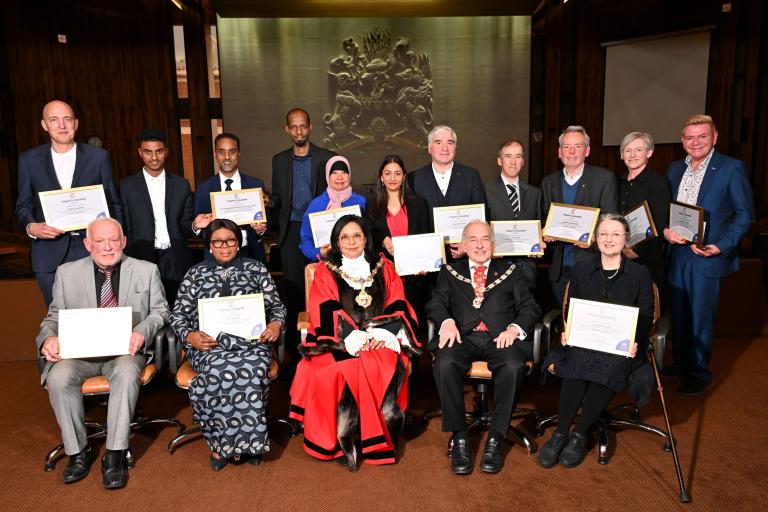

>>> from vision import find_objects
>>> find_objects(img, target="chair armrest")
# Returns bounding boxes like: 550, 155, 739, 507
275, 330, 286, 366
166, 329, 181, 374
297, 311, 310, 331
154, 327, 167, 375
531, 322, 543, 365
542, 308, 561, 336
650, 316, 670, 369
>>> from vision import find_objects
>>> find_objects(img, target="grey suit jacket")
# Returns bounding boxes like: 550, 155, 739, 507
36, 255, 169, 384
485, 176, 542, 222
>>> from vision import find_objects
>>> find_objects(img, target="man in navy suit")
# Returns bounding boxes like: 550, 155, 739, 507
194, 132, 266, 263
664, 115, 754, 395
15, 100, 123, 306
408, 125, 486, 259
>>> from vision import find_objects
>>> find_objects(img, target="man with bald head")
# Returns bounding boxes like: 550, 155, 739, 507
16, 100, 123, 306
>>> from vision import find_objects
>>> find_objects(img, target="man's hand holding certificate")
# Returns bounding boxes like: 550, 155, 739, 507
543, 203, 600, 245
210, 188, 267, 226
56, 307, 133, 359
564, 298, 639, 357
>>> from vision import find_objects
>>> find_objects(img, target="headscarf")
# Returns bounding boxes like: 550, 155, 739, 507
325, 155, 353, 210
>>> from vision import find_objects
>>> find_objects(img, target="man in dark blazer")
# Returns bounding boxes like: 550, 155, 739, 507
408, 125, 487, 259
540, 126, 617, 306
15, 100, 123, 306
427, 220, 540, 475
485, 139, 543, 290
194, 132, 266, 263
664, 115, 754, 395
120, 129, 207, 307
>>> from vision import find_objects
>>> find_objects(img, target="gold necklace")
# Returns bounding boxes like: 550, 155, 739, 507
324, 259, 384, 308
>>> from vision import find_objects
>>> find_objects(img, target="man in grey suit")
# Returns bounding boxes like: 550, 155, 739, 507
37, 218, 168, 489
540, 126, 618, 306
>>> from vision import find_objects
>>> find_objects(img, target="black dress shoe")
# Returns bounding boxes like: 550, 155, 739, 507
479, 434, 504, 474
677, 376, 709, 396
62, 443, 96, 484
537, 432, 568, 469
245, 454, 262, 466
661, 364, 681, 377
449, 435, 473, 475
209, 454, 229, 472
559, 432, 587, 468
101, 450, 127, 489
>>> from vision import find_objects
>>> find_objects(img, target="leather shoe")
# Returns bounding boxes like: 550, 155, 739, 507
449, 435, 473, 475
537, 432, 568, 469
559, 432, 587, 468
62, 443, 96, 484
245, 454, 262, 466
209, 454, 229, 472
101, 450, 127, 489
661, 364, 681, 377
479, 434, 504, 474
677, 376, 709, 396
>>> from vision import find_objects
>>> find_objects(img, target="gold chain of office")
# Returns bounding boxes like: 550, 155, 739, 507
323, 259, 385, 309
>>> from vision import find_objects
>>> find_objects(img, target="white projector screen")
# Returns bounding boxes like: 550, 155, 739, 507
602, 30, 711, 146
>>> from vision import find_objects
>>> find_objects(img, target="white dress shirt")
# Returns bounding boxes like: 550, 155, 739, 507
51, 145, 77, 189
500, 174, 521, 209
432, 162, 454, 196
562, 164, 585, 186
142, 169, 171, 249
218, 170, 248, 247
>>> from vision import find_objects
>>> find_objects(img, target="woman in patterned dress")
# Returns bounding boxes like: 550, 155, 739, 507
171, 218, 287, 471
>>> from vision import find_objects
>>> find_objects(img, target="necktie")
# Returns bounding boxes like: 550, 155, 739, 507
224, 178, 233, 191
99, 268, 118, 308
506, 184, 520, 212
472, 265, 488, 331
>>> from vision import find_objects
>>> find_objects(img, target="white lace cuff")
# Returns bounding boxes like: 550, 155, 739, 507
344, 329, 371, 357
366, 327, 401, 354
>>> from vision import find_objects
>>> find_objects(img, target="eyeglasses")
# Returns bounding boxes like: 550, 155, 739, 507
339, 233, 364, 243
210, 238, 238, 248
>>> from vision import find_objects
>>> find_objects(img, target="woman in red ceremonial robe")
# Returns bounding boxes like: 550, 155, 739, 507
289, 215, 420, 471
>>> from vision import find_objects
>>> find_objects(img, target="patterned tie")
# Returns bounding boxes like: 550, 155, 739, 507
472, 265, 488, 331
99, 268, 118, 308
224, 178, 233, 191
506, 184, 520, 212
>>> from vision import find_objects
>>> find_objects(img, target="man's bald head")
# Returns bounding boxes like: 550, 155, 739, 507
41, 100, 78, 149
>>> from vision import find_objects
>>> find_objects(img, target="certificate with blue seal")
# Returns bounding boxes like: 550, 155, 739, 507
391, 232, 445, 276
543, 203, 600, 245
491, 220, 544, 256
198, 293, 266, 340
39, 184, 110, 232
564, 298, 639, 357
210, 188, 266, 226
624, 200, 658, 248
669, 200, 704, 246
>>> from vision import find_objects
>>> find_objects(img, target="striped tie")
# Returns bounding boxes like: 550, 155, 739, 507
506, 184, 520, 212
99, 268, 118, 308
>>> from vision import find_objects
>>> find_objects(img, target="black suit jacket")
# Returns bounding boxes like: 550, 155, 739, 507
367, 193, 431, 256
271, 142, 336, 246
485, 176, 542, 222
15, 143, 123, 273
407, 162, 487, 228
540, 163, 618, 281
119, 170, 195, 274
426, 259, 540, 355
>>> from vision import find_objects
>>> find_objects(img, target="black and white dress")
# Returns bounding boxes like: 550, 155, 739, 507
171, 257, 287, 457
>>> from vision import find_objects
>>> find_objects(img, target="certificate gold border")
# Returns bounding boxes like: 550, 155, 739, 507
564, 298, 638, 357
210, 187, 267, 226
491, 220, 544, 256
624, 200, 658, 248
392, 232, 446, 276
543, 202, 600, 245
38, 184, 110, 232
308, 205, 362, 248
432, 203, 486, 244
198, 293, 265, 340
669, 200, 705, 246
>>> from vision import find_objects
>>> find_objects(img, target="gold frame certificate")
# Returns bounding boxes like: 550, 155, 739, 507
491, 220, 544, 256
543, 203, 600, 245
198, 293, 266, 340
565, 298, 639, 357
308, 205, 362, 248
624, 201, 658, 248
432, 204, 486, 243
39, 185, 110, 232
669, 200, 704, 245
58, 307, 132, 359
392, 233, 446, 276
210, 188, 266, 226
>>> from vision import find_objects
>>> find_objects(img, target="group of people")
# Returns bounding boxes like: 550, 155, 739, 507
20, 100, 754, 488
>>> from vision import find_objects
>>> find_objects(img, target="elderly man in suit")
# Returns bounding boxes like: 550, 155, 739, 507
427, 220, 540, 475
664, 115, 754, 395
540, 126, 617, 306
37, 217, 168, 489
120, 128, 210, 307
408, 125, 487, 259
15, 100, 123, 306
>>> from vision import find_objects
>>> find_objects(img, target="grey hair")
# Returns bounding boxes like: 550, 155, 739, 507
461, 219, 494, 242
595, 213, 630, 243
427, 125, 457, 147
86, 217, 124, 239
619, 131, 655, 156
558, 125, 590, 147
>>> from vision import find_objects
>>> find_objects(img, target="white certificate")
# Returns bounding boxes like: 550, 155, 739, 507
308, 205, 362, 248
543, 203, 600, 245
491, 220, 543, 256
565, 298, 639, 357
198, 293, 266, 340
433, 204, 486, 243
669, 201, 704, 245
210, 188, 266, 226
392, 233, 446, 276
39, 185, 110, 232
58, 307, 132, 359
624, 201, 658, 248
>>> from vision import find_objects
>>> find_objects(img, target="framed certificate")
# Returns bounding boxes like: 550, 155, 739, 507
433, 204, 486, 243
624, 201, 658, 248
39, 185, 110, 232
565, 298, 639, 357
58, 307, 132, 359
491, 220, 543, 256
198, 293, 266, 340
210, 188, 267, 225
543, 203, 600, 245
308, 205, 362, 248
669, 200, 704, 245
392, 233, 446, 276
